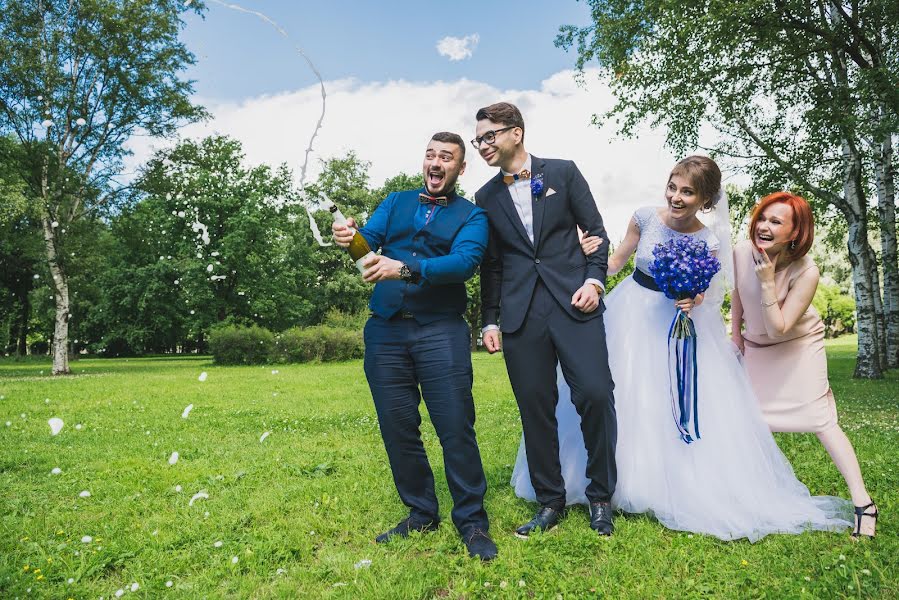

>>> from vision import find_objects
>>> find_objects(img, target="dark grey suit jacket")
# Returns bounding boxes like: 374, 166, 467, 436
476, 155, 610, 334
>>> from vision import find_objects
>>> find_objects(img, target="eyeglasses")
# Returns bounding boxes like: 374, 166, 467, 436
470, 126, 516, 149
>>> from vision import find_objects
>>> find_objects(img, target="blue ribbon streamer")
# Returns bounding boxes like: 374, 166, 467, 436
668, 309, 700, 444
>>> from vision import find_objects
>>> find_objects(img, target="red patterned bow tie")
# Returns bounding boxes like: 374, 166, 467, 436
419, 193, 448, 207
503, 169, 531, 185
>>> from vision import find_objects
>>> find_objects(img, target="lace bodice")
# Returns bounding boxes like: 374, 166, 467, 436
632, 206, 720, 274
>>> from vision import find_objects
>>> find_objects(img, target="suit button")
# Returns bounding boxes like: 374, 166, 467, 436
412, 252, 417, 256
535, 259, 541, 264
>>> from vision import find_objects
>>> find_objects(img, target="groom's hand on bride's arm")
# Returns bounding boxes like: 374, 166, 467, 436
571, 283, 600, 313
482, 329, 502, 353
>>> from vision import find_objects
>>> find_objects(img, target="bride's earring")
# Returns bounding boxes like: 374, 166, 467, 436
790, 239, 796, 251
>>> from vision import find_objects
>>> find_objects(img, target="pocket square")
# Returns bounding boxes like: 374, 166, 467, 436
546, 187, 557, 197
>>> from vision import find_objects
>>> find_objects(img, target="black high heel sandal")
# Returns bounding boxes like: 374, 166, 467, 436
851, 501, 878, 539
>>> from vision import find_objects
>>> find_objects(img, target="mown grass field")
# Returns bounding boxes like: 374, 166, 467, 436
1, 336, 896, 598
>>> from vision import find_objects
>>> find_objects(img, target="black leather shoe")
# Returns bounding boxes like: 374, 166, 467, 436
589, 501, 614, 536
463, 528, 498, 561
375, 516, 440, 543
515, 506, 564, 539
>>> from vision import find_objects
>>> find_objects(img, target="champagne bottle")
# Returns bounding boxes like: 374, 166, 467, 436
328, 203, 375, 273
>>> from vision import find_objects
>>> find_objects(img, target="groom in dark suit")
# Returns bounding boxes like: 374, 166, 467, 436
473, 102, 617, 536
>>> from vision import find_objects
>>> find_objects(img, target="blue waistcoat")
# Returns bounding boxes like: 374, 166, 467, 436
368, 189, 479, 324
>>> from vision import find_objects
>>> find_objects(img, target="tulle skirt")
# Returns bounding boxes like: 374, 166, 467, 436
511, 275, 852, 541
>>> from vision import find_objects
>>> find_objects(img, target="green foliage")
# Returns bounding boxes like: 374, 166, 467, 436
209, 323, 364, 365
273, 326, 364, 363
813, 283, 857, 338
208, 324, 275, 365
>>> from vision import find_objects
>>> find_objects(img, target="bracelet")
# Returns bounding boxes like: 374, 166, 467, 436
761, 299, 778, 308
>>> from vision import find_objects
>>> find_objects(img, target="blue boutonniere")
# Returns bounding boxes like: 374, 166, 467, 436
531, 174, 544, 198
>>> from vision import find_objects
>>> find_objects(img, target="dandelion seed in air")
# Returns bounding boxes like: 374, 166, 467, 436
188, 490, 209, 506
182, 404, 194, 418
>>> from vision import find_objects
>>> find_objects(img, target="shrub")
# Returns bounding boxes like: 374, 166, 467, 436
209, 324, 275, 365
272, 325, 363, 363
813, 283, 856, 338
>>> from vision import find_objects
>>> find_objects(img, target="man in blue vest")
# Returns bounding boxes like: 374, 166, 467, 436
331, 132, 496, 561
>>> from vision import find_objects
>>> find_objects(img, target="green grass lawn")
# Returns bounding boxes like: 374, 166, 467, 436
1, 336, 896, 599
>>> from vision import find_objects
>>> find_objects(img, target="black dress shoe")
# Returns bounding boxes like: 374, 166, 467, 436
375, 516, 440, 543
515, 506, 564, 539
463, 528, 498, 561
589, 501, 614, 536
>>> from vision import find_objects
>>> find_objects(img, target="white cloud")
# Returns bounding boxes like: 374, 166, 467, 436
436, 34, 480, 61
124, 69, 722, 241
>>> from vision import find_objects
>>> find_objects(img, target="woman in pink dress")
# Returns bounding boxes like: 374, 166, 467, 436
731, 191, 878, 538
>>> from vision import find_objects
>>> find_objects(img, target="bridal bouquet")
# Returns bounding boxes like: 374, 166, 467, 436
649, 236, 720, 444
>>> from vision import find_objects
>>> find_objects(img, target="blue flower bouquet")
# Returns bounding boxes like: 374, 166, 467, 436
648, 236, 720, 443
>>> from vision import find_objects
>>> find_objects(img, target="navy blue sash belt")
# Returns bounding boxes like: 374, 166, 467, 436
632, 268, 661, 292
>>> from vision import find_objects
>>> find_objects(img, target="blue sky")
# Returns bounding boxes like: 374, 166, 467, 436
181, 0, 594, 100
127, 0, 690, 241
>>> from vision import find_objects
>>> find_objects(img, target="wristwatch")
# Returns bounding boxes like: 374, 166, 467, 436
399, 263, 419, 284
591, 283, 603, 296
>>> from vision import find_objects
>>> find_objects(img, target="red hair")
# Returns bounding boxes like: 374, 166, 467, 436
749, 192, 815, 259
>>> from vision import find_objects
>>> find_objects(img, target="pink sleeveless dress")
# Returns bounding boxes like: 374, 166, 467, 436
734, 240, 838, 433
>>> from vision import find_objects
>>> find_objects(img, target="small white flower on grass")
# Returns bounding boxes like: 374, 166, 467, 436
168, 452, 179, 465
45, 398, 50, 404
276, 568, 286, 575
174, 485, 182, 492
81, 535, 92, 543
51, 467, 62, 475
861, 569, 871, 575
271, 370, 279, 375
115, 589, 124, 597
354, 559, 372, 569
259, 431, 270, 443
152, 529, 159, 536
166, 580, 173, 587
67, 578, 74, 584
214, 541, 223, 548
231, 556, 239, 564
48, 417, 64, 435
500, 581, 508, 589
75, 423, 83, 430
181, 404, 194, 418
198, 372, 207, 382
188, 490, 209, 506
5, 421, 10, 427
804, 576, 811, 581
130, 583, 139, 592
519, 580, 526, 588
332, 582, 347, 587
204, 511, 209, 518
79, 490, 91, 498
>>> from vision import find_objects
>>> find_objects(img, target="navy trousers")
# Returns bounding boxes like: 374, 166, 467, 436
363, 314, 488, 535
503, 279, 617, 508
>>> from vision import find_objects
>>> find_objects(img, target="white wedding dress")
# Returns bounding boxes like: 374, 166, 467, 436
511, 206, 852, 541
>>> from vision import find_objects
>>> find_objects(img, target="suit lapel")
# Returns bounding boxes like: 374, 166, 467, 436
490, 173, 534, 249
530, 155, 546, 251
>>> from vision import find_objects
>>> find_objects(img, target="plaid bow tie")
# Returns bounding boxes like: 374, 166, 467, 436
419, 193, 448, 207
503, 169, 531, 185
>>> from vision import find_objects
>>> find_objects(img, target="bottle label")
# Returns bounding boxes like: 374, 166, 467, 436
354, 251, 375, 274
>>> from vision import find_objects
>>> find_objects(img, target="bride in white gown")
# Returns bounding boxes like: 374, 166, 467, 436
511, 157, 852, 541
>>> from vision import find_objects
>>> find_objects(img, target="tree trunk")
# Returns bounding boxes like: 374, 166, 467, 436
16, 289, 29, 357
874, 131, 899, 369
41, 214, 70, 375
841, 139, 883, 378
